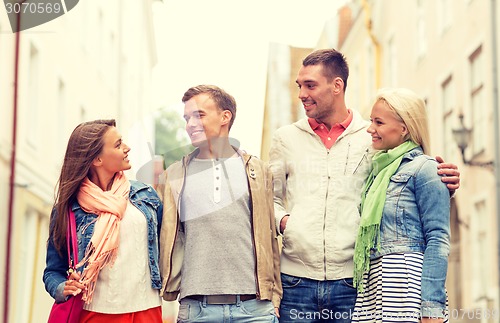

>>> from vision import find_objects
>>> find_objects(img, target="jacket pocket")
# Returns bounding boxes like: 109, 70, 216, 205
387, 173, 412, 196
280, 273, 301, 288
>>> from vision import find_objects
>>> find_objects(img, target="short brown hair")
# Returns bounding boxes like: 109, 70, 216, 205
303, 49, 349, 92
182, 85, 237, 129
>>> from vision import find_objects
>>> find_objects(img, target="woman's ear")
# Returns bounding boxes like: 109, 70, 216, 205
401, 125, 409, 138
92, 157, 103, 167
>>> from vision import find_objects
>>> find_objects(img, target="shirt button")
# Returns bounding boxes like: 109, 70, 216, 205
327, 137, 331, 141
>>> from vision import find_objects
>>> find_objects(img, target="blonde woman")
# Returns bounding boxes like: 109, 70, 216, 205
352, 88, 450, 323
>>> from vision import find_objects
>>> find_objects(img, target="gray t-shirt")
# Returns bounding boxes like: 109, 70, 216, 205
179, 157, 257, 298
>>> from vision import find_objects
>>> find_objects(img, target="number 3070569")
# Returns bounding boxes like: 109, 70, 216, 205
5, 2, 62, 14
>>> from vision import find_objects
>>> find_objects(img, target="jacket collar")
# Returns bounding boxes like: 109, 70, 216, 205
402, 146, 424, 161
183, 145, 251, 166
294, 109, 369, 137
129, 180, 149, 195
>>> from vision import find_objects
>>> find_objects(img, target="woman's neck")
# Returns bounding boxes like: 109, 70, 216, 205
88, 170, 116, 191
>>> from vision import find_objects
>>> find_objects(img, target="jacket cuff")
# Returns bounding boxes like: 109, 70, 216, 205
162, 291, 180, 302
55, 281, 68, 303
421, 301, 446, 318
272, 293, 281, 308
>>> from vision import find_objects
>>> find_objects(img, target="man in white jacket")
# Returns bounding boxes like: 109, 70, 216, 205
269, 48, 460, 323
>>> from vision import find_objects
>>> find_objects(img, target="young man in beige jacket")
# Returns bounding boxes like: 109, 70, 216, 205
157, 85, 282, 323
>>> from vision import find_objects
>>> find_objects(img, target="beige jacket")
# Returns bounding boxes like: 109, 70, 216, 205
157, 148, 282, 307
269, 110, 374, 281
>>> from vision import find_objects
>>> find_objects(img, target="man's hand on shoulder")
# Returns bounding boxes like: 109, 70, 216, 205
435, 156, 460, 194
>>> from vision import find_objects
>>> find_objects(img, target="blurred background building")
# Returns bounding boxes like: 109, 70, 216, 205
262, 0, 499, 322
0, 0, 168, 322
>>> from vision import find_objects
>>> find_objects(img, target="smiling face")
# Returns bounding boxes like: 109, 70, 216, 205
367, 100, 408, 151
296, 64, 337, 123
183, 93, 231, 148
95, 126, 131, 176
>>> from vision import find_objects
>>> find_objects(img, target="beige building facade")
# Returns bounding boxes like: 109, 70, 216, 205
261, 43, 312, 160
0, 0, 158, 322
338, 0, 499, 322
261, 0, 499, 322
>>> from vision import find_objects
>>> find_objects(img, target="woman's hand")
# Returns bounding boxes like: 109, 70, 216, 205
62, 270, 85, 297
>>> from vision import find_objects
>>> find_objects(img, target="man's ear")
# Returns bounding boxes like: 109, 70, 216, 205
333, 77, 344, 94
221, 110, 232, 126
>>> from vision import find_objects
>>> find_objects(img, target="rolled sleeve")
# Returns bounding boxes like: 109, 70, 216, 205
421, 301, 447, 318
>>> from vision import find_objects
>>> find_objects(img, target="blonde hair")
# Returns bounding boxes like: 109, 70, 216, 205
375, 88, 430, 154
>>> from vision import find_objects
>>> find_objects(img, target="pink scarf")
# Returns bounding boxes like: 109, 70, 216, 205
76, 172, 130, 304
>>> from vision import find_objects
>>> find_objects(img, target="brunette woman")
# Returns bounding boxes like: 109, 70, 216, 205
43, 119, 163, 322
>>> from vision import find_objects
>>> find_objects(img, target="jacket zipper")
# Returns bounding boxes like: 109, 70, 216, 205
323, 149, 330, 280
353, 148, 369, 174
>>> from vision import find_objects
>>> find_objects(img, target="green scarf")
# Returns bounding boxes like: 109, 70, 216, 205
353, 140, 419, 292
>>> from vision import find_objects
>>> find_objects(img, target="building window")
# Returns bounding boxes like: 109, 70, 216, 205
366, 43, 374, 102
352, 59, 360, 115
13, 209, 41, 323
57, 79, 66, 161
416, 0, 427, 58
27, 43, 40, 148
437, 0, 452, 35
441, 76, 455, 160
471, 200, 488, 302
80, 105, 87, 123
386, 36, 397, 86
469, 46, 485, 155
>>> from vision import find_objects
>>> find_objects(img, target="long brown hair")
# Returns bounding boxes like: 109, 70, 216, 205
50, 119, 116, 253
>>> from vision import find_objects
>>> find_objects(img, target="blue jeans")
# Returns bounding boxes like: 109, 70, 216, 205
279, 274, 357, 323
177, 296, 278, 323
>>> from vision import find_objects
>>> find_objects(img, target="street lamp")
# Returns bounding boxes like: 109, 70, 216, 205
452, 113, 494, 168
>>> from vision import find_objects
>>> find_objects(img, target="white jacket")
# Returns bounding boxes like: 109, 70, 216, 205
269, 109, 374, 281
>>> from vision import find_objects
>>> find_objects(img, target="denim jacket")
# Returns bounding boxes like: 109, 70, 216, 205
371, 147, 450, 318
43, 180, 163, 303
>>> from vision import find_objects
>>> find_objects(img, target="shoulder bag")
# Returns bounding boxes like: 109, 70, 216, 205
47, 208, 84, 323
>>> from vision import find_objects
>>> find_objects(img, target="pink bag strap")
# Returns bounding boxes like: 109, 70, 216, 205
65, 208, 78, 270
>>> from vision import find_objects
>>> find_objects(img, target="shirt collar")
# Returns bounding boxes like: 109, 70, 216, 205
308, 109, 353, 130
